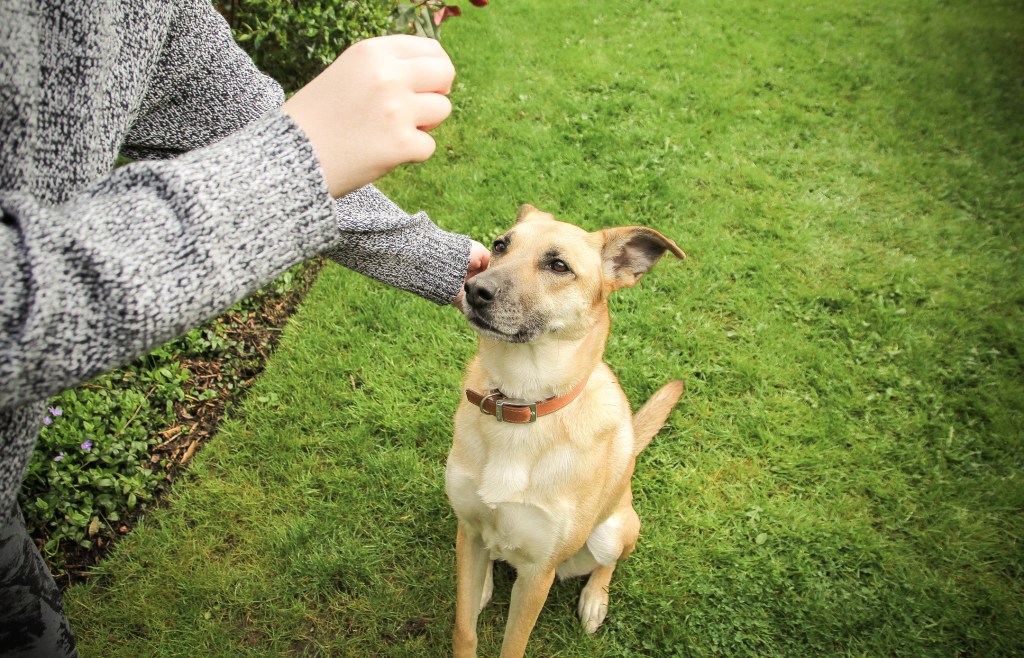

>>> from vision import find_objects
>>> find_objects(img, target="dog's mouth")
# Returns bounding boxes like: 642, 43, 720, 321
465, 313, 538, 344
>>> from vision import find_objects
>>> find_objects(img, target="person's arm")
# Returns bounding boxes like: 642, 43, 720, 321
124, 0, 471, 305
119, 1, 285, 159
0, 111, 337, 409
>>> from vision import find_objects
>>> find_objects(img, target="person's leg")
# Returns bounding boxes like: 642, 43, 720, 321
0, 505, 77, 658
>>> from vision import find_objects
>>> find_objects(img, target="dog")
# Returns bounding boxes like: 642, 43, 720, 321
445, 204, 686, 657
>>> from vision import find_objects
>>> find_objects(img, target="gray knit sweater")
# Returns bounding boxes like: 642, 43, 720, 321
0, 0, 472, 520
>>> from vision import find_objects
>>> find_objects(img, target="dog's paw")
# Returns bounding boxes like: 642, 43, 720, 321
577, 582, 609, 634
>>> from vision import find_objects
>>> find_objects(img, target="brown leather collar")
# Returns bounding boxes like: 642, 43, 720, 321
466, 376, 589, 424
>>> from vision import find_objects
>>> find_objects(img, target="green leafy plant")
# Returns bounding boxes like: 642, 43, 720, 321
21, 368, 184, 557
216, 0, 397, 91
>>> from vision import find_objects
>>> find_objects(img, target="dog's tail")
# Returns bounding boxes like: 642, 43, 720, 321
632, 380, 684, 457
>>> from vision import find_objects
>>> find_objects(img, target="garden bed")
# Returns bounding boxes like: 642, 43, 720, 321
21, 261, 323, 587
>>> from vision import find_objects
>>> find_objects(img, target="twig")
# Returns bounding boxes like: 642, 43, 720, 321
153, 426, 185, 450
180, 438, 200, 465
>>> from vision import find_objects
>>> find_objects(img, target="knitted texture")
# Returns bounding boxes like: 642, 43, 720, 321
0, 0, 471, 519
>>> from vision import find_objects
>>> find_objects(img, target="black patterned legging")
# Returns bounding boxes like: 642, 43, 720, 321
0, 506, 77, 658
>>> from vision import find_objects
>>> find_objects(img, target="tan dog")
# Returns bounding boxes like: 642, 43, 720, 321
445, 205, 686, 657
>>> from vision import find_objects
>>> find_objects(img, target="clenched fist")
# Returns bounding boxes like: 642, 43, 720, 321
284, 35, 456, 198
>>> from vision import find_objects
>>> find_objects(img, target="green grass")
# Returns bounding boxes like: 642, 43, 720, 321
65, 0, 1023, 655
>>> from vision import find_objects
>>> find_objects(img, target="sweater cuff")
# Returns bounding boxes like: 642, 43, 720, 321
325, 185, 473, 306
402, 214, 473, 305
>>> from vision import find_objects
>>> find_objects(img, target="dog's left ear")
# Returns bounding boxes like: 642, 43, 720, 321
600, 226, 686, 291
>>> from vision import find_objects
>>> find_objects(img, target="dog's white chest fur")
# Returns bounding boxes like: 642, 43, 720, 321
446, 393, 635, 571
446, 422, 586, 567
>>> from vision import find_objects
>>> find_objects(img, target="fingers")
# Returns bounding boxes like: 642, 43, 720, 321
359, 35, 455, 93
381, 33, 450, 58
403, 53, 456, 94
451, 241, 490, 307
414, 92, 453, 131
403, 129, 438, 163
283, 34, 458, 198
470, 241, 491, 273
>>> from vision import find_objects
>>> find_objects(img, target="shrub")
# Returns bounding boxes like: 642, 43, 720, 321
215, 1, 490, 91
21, 367, 185, 557
215, 0, 396, 92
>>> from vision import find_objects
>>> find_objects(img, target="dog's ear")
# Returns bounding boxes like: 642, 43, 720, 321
515, 204, 555, 224
600, 226, 685, 291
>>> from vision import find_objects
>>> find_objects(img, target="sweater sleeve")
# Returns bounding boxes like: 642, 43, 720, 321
0, 111, 337, 409
120, 0, 285, 159
328, 186, 472, 306
122, 0, 472, 306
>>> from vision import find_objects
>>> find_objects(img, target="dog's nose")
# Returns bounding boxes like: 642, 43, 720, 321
464, 278, 498, 308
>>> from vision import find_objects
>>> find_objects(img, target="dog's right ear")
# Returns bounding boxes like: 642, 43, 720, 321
600, 226, 685, 291
516, 204, 556, 224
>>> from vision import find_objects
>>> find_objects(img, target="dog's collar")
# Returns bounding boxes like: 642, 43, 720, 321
466, 376, 589, 424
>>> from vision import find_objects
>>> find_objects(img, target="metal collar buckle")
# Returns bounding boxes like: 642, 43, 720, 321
496, 398, 538, 423
478, 391, 539, 423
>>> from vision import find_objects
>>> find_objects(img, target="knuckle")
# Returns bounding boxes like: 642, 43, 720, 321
436, 94, 453, 116
380, 96, 407, 122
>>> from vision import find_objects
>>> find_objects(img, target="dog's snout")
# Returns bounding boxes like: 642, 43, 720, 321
465, 278, 498, 308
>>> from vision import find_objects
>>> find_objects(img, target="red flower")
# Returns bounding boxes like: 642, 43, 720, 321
469, 0, 489, 6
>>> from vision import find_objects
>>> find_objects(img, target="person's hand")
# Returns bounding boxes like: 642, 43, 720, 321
453, 240, 491, 307
283, 35, 455, 198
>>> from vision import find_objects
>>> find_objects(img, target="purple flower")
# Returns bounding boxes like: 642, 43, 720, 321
49, 407, 63, 417
54, 452, 65, 462
42, 417, 52, 426
80, 440, 93, 452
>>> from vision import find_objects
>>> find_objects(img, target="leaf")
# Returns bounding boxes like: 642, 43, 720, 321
436, 5, 462, 24
88, 516, 101, 537
755, 533, 768, 545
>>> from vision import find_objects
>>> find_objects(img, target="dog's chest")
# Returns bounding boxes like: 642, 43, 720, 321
446, 427, 583, 566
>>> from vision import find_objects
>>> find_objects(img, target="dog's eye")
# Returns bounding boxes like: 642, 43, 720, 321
492, 239, 507, 254
549, 259, 571, 274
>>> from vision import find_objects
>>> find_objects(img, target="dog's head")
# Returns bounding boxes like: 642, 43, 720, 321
462, 204, 685, 343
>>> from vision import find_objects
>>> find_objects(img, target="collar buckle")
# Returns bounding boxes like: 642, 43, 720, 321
495, 398, 538, 423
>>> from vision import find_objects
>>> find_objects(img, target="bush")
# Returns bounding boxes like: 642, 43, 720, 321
215, 0, 397, 92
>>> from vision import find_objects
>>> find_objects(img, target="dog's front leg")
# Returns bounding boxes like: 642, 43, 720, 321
499, 564, 557, 658
454, 523, 490, 658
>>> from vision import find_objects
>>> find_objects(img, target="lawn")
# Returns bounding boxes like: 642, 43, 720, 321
65, 0, 1023, 656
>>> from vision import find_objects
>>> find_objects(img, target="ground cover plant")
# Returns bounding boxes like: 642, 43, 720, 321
20, 262, 321, 582
62, 0, 1022, 656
